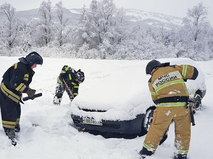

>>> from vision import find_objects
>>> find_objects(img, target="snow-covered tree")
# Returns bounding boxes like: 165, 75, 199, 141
32, 0, 53, 47
183, 3, 208, 42
0, 0, 212, 60
0, 3, 22, 54
74, 0, 129, 58
54, 1, 72, 46
180, 3, 211, 58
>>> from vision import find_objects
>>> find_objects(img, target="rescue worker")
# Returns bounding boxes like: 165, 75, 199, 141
53, 65, 85, 105
0, 52, 43, 146
139, 59, 198, 159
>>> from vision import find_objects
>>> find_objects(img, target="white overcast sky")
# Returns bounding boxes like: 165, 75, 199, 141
1, 0, 213, 25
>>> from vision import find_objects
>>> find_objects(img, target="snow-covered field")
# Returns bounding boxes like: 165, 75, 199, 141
0, 56, 212, 159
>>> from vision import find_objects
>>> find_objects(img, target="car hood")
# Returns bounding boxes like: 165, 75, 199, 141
71, 62, 151, 121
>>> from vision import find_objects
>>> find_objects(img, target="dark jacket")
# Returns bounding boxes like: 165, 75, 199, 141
57, 65, 79, 97
1, 61, 34, 103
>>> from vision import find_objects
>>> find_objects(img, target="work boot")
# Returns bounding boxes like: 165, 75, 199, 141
174, 153, 187, 159
139, 154, 146, 159
4, 128, 17, 146
4, 128, 15, 139
11, 138, 17, 146
15, 124, 20, 132
53, 96, 61, 105
139, 147, 154, 159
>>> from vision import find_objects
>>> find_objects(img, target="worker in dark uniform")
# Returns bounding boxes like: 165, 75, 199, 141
53, 65, 85, 105
139, 59, 198, 159
0, 52, 43, 146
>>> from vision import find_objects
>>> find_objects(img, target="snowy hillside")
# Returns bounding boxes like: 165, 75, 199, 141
68, 8, 183, 29
0, 56, 212, 159
0, 7, 182, 30
125, 9, 182, 29
15, 8, 80, 26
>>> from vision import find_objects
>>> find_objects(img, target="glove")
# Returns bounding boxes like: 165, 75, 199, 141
185, 99, 194, 108
185, 98, 196, 114
26, 88, 36, 98
59, 72, 66, 81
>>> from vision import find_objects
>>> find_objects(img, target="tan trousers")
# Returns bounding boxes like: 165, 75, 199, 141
144, 106, 191, 151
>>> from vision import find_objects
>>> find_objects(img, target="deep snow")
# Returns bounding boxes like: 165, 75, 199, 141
71, 58, 206, 122
0, 56, 212, 159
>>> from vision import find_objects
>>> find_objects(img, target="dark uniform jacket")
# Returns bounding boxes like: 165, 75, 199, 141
148, 64, 198, 107
0, 62, 34, 103
57, 65, 79, 97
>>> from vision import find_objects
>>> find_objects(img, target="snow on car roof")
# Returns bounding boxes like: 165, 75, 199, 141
71, 60, 150, 120
71, 58, 206, 120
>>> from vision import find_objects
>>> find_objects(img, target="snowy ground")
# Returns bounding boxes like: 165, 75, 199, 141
0, 56, 212, 159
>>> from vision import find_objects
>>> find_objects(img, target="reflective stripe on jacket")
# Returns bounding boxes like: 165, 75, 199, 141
57, 65, 79, 97
148, 65, 198, 107
0, 82, 21, 103
1, 62, 34, 103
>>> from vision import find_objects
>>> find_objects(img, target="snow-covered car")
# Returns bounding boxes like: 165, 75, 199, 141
70, 58, 206, 137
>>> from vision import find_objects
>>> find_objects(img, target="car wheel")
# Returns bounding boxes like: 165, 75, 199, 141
194, 94, 202, 111
142, 106, 156, 132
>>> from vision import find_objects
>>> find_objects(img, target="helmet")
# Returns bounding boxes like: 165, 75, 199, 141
146, 60, 170, 74
76, 69, 85, 83
146, 60, 161, 74
25, 52, 43, 67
